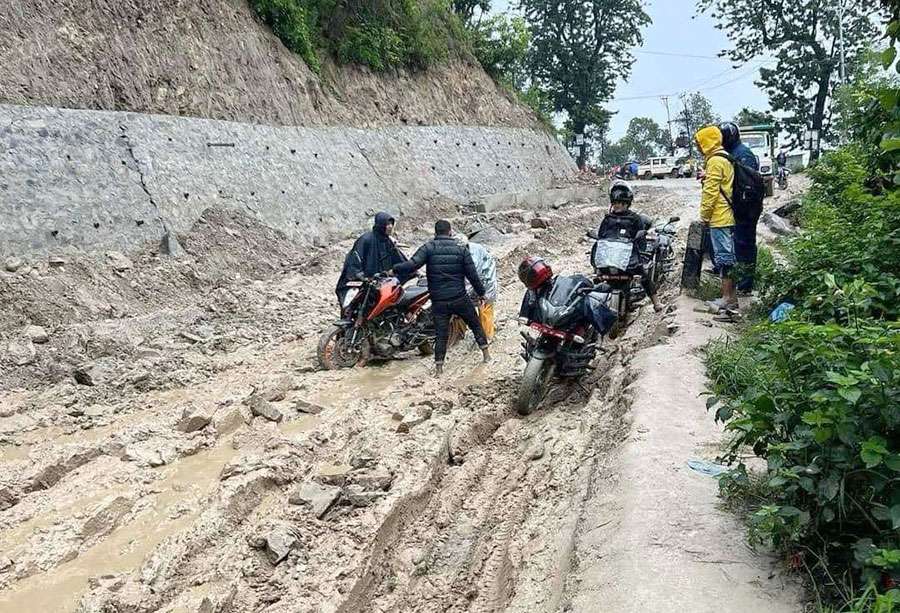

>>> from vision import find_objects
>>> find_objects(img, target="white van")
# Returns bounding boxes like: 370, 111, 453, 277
637, 157, 679, 179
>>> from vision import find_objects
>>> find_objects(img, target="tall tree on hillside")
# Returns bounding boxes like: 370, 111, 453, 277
733, 107, 776, 126
620, 116, 670, 160
698, 0, 885, 159
452, 0, 491, 25
521, 0, 650, 168
677, 92, 720, 155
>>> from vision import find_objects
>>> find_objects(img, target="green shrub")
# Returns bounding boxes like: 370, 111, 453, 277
706, 315, 900, 602
249, 0, 321, 71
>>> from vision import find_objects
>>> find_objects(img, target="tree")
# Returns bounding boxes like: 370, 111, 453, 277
677, 92, 719, 155
472, 15, 530, 90
521, 0, 650, 168
698, 0, 886, 159
620, 116, 670, 160
452, 0, 491, 26
733, 107, 776, 126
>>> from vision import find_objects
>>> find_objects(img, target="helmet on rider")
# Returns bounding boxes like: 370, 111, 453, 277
518, 256, 553, 290
609, 180, 634, 206
719, 122, 741, 151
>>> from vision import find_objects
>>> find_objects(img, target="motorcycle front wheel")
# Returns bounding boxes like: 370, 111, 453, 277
515, 356, 556, 416
317, 325, 370, 370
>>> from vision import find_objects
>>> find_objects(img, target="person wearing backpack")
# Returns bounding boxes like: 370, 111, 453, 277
694, 126, 738, 314
720, 122, 764, 293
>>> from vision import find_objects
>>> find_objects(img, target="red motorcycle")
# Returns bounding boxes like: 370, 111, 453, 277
317, 275, 437, 369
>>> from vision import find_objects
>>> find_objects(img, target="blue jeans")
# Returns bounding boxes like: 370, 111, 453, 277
709, 227, 736, 272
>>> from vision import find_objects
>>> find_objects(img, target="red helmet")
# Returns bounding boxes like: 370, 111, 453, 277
518, 256, 553, 289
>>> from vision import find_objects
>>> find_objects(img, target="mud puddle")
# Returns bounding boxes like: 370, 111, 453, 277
0, 437, 239, 613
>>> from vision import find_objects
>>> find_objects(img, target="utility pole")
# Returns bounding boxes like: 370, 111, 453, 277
679, 93, 694, 157
661, 96, 674, 155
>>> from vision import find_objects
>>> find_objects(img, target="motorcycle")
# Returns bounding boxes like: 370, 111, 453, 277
317, 275, 436, 369
516, 275, 612, 415
587, 229, 644, 339
640, 216, 680, 289
776, 166, 789, 190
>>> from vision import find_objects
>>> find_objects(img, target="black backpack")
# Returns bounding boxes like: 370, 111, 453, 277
714, 152, 764, 222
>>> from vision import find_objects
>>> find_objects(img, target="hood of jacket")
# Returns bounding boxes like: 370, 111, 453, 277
373, 212, 395, 236
695, 126, 724, 159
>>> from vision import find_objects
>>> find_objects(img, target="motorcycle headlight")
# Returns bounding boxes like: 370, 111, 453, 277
761, 165, 771, 174
342, 288, 359, 308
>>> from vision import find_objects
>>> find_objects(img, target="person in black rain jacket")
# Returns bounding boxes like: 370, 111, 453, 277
335, 212, 408, 305
389, 219, 490, 376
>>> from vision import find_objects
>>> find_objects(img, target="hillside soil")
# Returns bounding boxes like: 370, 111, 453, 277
0, 179, 802, 612
0, 0, 537, 129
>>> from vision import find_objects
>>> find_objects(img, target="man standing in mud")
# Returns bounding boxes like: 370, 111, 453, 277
388, 219, 490, 376
335, 212, 408, 308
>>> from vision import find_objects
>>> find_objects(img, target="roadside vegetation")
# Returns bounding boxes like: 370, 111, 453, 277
704, 8, 900, 611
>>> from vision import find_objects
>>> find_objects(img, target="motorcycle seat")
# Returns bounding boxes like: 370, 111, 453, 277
397, 284, 429, 307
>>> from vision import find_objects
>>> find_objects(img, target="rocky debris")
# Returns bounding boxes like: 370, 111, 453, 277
288, 481, 341, 518
397, 405, 433, 433
160, 231, 186, 257
314, 464, 354, 486
525, 440, 545, 461
762, 212, 797, 236
262, 526, 299, 566
247, 396, 283, 423
347, 471, 394, 491
772, 199, 801, 220
24, 325, 49, 344
342, 484, 385, 508
0, 557, 12, 573
48, 255, 65, 267
212, 406, 249, 434
294, 399, 325, 415
179, 331, 211, 344
123, 445, 173, 467
0, 486, 19, 511
7, 341, 36, 366
177, 407, 212, 433
349, 452, 377, 469
256, 375, 294, 402
105, 251, 133, 272
4, 256, 24, 272
530, 217, 551, 229
73, 358, 118, 386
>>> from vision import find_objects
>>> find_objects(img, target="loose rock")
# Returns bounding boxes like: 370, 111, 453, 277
263, 527, 298, 565
177, 407, 212, 433
397, 406, 432, 433
762, 212, 797, 236
348, 471, 394, 491
247, 397, 283, 423
294, 399, 325, 415
530, 217, 550, 229
25, 325, 49, 344
4, 257, 23, 273
342, 484, 385, 507
7, 342, 36, 366
288, 482, 341, 518
160, 231, 186, 257
257, 375, 293, 402
105, 251, 133, 272
48, 255, 65, 267
525, 440, 545, 461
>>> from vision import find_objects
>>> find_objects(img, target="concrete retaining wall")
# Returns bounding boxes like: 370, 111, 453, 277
0, 104, 577, 257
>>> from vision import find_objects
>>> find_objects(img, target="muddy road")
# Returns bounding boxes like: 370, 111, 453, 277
0, 180, 720, 612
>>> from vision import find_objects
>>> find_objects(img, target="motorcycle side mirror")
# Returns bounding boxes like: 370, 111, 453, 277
635, 230, 647, 240
668, 216, 680, 223
586, 229, 599, 240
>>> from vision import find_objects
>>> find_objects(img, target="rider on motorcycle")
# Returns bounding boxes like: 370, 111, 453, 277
335, 212, 409, 307
591, 181, 663, 312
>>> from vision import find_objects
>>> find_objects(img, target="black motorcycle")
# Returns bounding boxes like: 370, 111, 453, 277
516, 275, 616, 415
640, 216, 680, 289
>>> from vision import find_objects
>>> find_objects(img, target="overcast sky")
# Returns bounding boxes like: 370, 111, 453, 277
491, 0, 772, 140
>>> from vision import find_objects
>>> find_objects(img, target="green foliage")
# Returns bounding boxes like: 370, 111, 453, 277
471, 15, 530, 89
698, 0, 886, 152
250, 0, 467, 72
620, 116, 671, 160
734, 107, 776, 127
521, 0, 650, 167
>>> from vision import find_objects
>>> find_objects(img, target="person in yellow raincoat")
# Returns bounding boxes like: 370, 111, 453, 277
694, 125, 737, 314
453, 233, 498, 342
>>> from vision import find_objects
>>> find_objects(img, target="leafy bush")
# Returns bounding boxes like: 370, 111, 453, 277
706, 316, 900, 604
250, 0, 468, 72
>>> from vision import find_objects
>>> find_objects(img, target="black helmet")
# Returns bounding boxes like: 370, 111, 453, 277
719, 122, 741, 150
609, 180, 634, 206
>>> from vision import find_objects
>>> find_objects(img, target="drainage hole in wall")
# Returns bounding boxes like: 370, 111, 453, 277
290, 149, 296, 154
476, 163, 481, 167
281, 190, 285, 194
121, 160, 127, 165
250, 191, 255, 196
183, 193, 189, 200
167, 137, 173, 142
66, 155, 71, 161
329, 183, 334, 189
402, 191, 408, 196
406, 142, 410, 146
472, 142, 476, 147
363, 183, 368, 188
431, 166, 436, 171
314, 153, 319, 158
455, 164, 459, 168
93, 222, 100, 229
51, 230, 59, 238
136, 220, 145, 226
433, 139, 438, 144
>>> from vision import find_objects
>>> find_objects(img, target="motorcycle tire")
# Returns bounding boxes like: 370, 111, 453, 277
317, 325, 370, 370
515, 356, 556, 416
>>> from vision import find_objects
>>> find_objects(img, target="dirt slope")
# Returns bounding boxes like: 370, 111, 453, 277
0, 0, 536, 128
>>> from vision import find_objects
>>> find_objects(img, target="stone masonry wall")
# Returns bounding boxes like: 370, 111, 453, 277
0, 104, 576, 257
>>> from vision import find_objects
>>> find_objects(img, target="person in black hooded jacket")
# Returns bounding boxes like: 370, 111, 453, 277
389, 219, 490, 376
335, 212, 408, 305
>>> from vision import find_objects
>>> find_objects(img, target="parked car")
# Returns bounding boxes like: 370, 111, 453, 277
637, 156, 680, 179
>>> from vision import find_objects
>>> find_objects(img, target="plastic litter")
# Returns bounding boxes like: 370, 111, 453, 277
769, 302, 795, 323
687, 459, 728, 477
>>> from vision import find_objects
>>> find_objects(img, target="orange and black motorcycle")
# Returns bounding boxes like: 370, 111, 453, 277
317, 275, 436, 369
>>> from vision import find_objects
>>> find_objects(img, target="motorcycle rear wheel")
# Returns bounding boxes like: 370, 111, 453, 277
515, 356, 556, 416
317, 325, 370, 370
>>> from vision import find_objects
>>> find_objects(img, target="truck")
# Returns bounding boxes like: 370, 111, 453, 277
739, 124, 777, 196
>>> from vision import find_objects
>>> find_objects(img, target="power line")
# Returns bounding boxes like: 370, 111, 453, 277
633, 50, 728, 60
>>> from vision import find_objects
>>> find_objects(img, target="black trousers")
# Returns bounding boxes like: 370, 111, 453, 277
733, 218, 759, 292
433, 296, 488, 363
